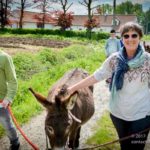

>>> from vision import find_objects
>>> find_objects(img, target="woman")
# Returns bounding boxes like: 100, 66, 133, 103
65, 22, 150, 150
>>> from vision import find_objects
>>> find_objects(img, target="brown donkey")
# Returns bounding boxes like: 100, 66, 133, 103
29, 68, 95, 150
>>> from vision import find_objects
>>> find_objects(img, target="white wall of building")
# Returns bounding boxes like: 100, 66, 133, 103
71, 25, 86, 31
45, 24, 55, 29
23, 22, 37, 28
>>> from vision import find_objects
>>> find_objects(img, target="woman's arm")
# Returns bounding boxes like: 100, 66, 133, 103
68, 74, 98, 94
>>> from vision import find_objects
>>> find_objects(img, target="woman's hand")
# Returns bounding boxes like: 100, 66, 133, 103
56, 86, 75, 102
67, 87, 74, 95
1, 99, 10, 109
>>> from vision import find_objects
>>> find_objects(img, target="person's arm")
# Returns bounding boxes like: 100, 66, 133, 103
68, 54, 115, 95
2, 54, 17, 108
105, 40, 109, 57
68, 75, 98, 94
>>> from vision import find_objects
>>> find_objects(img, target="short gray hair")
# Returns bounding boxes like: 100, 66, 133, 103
119, 22, 143, 38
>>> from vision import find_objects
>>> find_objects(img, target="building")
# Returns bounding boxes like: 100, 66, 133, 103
10, 10, 137, 32
71, 14, 137, 32
10, 10, 57, 29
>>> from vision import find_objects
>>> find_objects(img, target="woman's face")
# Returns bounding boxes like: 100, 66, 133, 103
122, 29, 140, 53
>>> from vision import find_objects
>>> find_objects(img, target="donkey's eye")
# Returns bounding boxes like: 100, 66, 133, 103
47, 126, 54, 135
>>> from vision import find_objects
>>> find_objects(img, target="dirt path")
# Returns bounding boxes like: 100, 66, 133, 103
0, 37, 71, 56
0, 81, 150, 150
0, 37, 71, 48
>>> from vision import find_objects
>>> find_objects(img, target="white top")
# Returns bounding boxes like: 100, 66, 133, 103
94, 52, 150, 121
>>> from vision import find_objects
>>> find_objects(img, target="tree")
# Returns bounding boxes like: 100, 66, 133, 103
115, 1, 144, 29
141, 9, 150, 34
84, 17, 99, 30
112, 0, 116, 29
14, 0, 34, 28
0, 0, 13, 28
132, 3, 143, 23
57, 0, 73, 15
116, 1, 133, 14
33, 12, 55, 28
116, 1, 143, 16
103, 3, 112, 14
56, 11, 73, 31
55, 0, 73, 31
79, 0, 99, 39
33, 0, 55, 28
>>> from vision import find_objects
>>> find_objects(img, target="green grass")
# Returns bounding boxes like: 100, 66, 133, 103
0, 38, 106, 137
86, 111, 120, 150
143, 35, 150, 41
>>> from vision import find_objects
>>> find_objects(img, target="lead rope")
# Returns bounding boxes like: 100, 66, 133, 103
78, 125, 150, 150
8, 106, 40, 150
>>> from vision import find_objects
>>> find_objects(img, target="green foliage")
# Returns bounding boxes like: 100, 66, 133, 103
0, 28, 109, 40
38, 48, 59, 65
143, 35, 150, 41
97, 4, 113, 15
87, 111, 120, 150
141, 9, 150, 34
13, 53, 42, 80
115, 1, 148, 32
61, 45, 88, 60
116, 1, 134, 14
94, 32, 109, 40
0, 125, 5, 138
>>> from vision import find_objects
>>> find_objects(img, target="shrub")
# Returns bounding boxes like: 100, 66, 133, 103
38, 48, 59, 65
0, 28, 109, 40
13, 53, 41, 79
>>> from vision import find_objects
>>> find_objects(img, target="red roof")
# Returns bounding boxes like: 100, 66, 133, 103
11, 10, 137, 31
72, 14, 137, 30
12, 10, 56, 24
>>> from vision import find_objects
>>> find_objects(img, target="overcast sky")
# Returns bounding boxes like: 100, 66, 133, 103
66, 0, 150, 14
26, 0, 150, 14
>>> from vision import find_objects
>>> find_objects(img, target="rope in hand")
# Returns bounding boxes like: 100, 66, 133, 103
8, 105, 40, 150
78, 125, 150, 150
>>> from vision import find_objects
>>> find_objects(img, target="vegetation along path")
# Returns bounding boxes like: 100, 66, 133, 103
0, 81, 149, 150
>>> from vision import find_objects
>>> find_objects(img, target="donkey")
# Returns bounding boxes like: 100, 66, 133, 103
29, 68, 95, 150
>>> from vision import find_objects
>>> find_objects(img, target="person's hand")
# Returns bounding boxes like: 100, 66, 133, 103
56, 86, 75, 102
2, 99, 10, 109
67, 87, 74, 95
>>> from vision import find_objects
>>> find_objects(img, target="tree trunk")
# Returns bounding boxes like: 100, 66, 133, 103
0, 0, 5, 28
112, 0, 116, 29
87, 0, 92, 39
19, 8, 24, 28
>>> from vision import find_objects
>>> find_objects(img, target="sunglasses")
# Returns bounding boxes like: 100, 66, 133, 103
123, 34, 138, 39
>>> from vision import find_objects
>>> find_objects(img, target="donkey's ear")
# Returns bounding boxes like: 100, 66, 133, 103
29, 88, 52, 108
66, 92, 78, 110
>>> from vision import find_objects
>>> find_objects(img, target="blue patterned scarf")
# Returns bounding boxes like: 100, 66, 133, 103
110, 44, 145, 100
